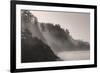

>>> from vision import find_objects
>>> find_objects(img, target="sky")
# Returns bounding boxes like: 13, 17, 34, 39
30, 10, 90, 43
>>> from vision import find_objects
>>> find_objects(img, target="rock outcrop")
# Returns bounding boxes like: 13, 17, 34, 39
21, 10, 61, 63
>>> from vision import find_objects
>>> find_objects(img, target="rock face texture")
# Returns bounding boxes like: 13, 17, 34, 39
21, 10, 46, 42
21, 36, 60, 62
21, 10, 90, 62
21, 10, 61, 62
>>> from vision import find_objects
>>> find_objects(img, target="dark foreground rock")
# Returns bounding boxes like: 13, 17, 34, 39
21, 37, 61, 63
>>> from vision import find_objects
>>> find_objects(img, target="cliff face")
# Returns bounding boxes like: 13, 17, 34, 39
21, 36, 61, 62
39, 23, 89, 53
21, 10, 46, 42
21, 10, 61, 63
21, 10, 90, 62
39, 23, 72, 53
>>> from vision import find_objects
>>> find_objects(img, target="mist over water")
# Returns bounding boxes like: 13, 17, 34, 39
57, 51, 90, 60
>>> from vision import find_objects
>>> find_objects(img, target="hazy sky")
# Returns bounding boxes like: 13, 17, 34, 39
30, 10, 90, 43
